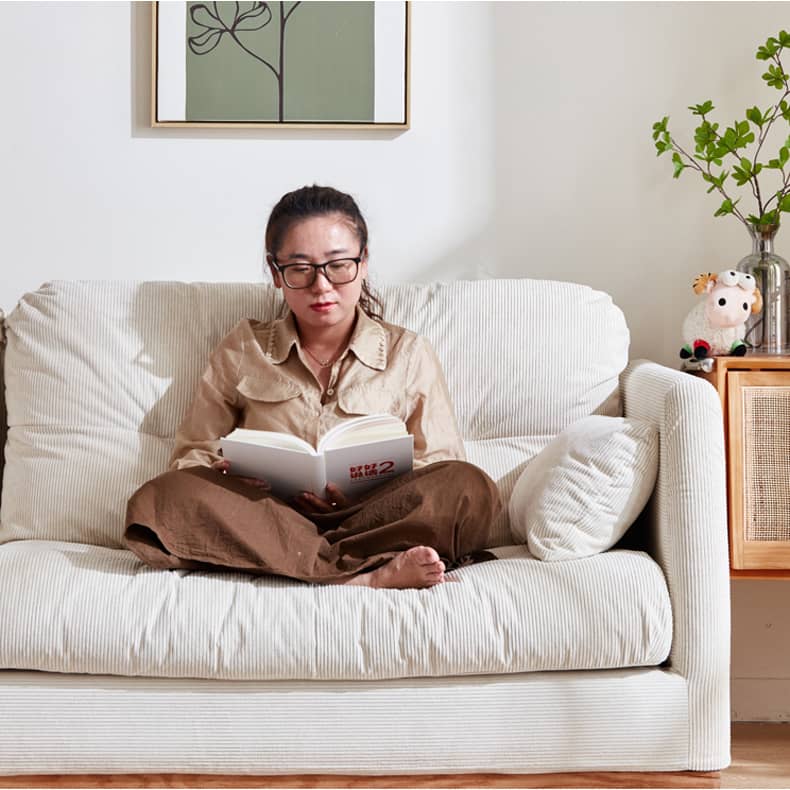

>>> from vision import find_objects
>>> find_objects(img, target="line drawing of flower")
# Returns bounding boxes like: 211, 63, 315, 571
187, 1, 302, 121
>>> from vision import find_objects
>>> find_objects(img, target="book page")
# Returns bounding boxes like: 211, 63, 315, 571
323, 434, 414, 498
223, 428, 315, 454
220, 439, 326, 500
317, 414, 406, 452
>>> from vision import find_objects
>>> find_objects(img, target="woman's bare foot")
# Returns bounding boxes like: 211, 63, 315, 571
345, 546, 446, 589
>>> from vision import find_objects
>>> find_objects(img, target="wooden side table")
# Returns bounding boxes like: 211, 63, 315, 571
692, 355, 790, 579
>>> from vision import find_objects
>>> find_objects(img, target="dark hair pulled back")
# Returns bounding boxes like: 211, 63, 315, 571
265, 185, 384, 321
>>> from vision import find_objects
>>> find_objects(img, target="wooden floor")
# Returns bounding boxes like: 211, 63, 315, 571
721, 723, 790, 789
0, 723, 786, 789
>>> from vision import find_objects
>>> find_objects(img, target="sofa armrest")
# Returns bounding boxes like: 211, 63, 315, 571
620, 359, 730, 770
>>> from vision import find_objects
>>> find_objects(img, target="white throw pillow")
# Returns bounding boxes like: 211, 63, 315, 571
508, 416, 658, 561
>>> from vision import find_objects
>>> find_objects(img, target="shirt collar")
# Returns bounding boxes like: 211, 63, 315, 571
266, 310, 299, 364
266, 306, 387, 371
347, 307, 387, 370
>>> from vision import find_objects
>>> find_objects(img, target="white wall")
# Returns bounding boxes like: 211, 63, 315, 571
493, 1, 789, 366
0, 0, 495, 306
1, 0, 789, 721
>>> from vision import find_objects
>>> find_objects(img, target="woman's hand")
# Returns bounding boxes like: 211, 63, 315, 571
292, 483, 352, 515
211, 458, 271, 490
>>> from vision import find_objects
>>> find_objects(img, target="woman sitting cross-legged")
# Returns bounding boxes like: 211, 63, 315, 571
124, 185, 501, 588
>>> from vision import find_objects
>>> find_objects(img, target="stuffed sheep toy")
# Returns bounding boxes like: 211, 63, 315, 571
680, 269, 762, 359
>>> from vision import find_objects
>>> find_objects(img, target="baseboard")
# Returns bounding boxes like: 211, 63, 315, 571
732, 678, 790, 721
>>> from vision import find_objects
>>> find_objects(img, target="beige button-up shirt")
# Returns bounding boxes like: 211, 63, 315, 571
170, 307, 466, 471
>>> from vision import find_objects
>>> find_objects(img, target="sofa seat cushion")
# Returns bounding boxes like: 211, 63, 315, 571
0, 541, 672, 681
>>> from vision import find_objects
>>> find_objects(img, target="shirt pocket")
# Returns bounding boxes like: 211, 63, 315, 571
236, 375, 301, 405
337, 385, 402, 418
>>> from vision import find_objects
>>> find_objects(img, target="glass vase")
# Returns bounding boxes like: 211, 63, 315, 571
736, 224, 790, 353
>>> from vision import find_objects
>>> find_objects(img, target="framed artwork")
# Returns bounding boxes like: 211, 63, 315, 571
151, 1, 410, 129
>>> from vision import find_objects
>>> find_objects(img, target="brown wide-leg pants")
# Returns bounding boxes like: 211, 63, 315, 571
124, 460, 501, 584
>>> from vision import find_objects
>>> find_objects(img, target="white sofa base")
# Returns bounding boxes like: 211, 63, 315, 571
0, 668, 691, 775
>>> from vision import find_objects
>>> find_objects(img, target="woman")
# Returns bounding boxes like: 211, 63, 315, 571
124, 185, 500, 588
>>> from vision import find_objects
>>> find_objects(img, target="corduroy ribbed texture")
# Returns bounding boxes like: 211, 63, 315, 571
0, 282, 734, 774
0, 668, 688, 775
621, 360, 731, 771
382, 280, 629, 440
0, 280, 628, 549
509, 416, 659, 559
0, 540, 672, 680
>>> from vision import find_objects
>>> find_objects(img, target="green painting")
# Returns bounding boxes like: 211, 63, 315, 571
185, 1, 375, 123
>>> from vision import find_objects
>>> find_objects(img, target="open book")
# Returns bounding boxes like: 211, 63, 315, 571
219, 414, 414, 501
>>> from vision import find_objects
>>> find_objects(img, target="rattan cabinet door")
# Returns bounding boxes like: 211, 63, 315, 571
728, 370, 790, 569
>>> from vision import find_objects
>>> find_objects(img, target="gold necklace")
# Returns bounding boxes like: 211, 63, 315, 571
303, 345, 336, 368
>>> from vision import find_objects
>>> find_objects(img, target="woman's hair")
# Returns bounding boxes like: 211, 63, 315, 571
265, 185, 384, 321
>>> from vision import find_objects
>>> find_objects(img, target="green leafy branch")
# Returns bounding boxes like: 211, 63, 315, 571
653, 30, 790, 233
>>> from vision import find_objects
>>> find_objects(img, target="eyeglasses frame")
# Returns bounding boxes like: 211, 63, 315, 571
270, 254, 364, 290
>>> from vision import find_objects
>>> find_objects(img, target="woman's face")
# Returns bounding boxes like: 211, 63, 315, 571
268, 213, 368, 338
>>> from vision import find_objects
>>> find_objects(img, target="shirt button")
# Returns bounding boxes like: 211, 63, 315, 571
327, 388, 334, 396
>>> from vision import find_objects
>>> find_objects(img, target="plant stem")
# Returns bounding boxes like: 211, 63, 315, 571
704, 119, 763, 212
669, 136, 751, 230
659, 37, 790, 230
763, 167, 790, 213
755, 51, 790, 219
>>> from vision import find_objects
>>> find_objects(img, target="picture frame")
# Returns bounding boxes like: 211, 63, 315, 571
151, 1, 410, 129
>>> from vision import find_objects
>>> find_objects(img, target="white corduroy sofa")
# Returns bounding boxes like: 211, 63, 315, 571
0, 279, 730, 778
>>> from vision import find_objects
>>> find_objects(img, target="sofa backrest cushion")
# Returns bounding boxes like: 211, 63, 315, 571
0, 280, 628, 549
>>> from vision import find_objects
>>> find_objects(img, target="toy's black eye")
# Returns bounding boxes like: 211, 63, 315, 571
729, 271, 736, 276
743, 302, 748, 310
718, 297, 727, 306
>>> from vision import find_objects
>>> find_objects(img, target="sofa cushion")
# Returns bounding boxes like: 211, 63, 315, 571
508, 416, 658, 560
0, 541, 672, 681
1, 280, 629, 549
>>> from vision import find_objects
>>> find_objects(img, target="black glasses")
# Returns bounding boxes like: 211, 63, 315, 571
272, 256, 362, 290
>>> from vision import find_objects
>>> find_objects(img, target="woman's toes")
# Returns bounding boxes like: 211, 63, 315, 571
405, 545, 440, 566
363, 546, 448, 589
